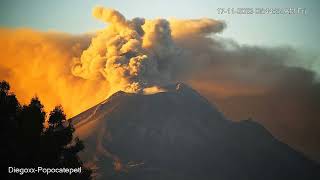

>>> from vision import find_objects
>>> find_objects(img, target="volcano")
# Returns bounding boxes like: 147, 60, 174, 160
71, 83, 319, 180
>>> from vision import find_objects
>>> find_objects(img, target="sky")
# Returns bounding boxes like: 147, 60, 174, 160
1, 0, 320, 161
0, 0, 319, 51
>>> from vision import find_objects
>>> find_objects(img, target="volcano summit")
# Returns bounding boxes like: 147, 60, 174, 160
71, 83, 319, 180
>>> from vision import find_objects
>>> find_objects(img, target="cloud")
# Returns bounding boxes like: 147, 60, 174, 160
72, 7, 226, 95
0, 6, 319, 161
0, 28, 109, 117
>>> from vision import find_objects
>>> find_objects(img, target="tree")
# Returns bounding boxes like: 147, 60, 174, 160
19, 96, 46, 138
0, 80, 20, 122
41, 105, 92, 179
2, 81, 92, 179
0, 80, 10, 93
14, 96, 46, 166
48, 105, 66, 127
1, 80, 20, 166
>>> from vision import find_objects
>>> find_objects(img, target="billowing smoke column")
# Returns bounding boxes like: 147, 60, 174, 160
1, 6, 319, 162
72, 7, 224, 94
0, 6, 225, 116
72, 7, 174, 93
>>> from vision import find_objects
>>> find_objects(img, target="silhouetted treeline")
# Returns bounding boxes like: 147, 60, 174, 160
1, 80, 91, 179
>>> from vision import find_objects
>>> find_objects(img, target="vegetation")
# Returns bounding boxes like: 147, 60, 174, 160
1, 80, 91, 179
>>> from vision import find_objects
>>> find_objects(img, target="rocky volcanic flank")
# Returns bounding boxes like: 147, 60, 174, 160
71, 83, 320, 180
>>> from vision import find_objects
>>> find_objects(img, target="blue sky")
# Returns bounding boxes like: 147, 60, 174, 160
0, 0, 319, 51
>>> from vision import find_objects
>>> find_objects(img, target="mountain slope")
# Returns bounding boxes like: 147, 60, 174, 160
71, 83, 320, 180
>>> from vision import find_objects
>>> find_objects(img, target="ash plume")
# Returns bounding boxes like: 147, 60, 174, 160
72, 7, 225, 94
0, 6, 319, 161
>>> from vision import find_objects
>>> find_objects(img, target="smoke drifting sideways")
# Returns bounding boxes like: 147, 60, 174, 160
72, 7, 225, 95
0, 7, 319, 161
0, 28, 111, 118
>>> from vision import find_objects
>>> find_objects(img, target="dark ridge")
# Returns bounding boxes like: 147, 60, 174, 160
71, 83, 320, 180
